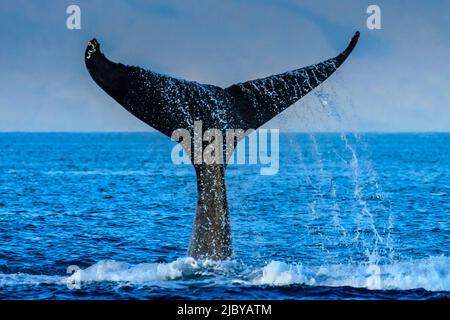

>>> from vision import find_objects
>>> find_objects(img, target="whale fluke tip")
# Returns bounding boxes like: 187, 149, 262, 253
88, 38, 98, 45
339, 31, 360, 59
352, 31, 360, 44
85, 38, 100, 61
350, 31, 360, 45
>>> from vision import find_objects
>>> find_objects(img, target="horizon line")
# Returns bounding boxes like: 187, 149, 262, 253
1, 131, 450, 134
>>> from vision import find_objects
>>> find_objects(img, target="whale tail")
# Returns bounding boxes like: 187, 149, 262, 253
85, 32, 359, 135
84, 32, 359, 260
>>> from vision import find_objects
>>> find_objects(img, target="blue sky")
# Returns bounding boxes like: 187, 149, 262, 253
0, 0, 449, 131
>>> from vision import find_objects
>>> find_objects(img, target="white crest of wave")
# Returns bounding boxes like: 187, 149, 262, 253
1, 256, 448, 292
255, 256, 450, 292
254, 261, 316, 286
71, 258, 201, 283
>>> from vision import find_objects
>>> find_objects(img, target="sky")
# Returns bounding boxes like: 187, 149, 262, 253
0, 0, 449, 132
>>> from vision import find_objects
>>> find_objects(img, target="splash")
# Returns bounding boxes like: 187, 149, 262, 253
1, 257, 449, 292
254, 256, 450, 292
313, 84, 394, 264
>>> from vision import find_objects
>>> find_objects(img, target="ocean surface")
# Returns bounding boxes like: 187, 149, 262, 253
0, 132, 449, 299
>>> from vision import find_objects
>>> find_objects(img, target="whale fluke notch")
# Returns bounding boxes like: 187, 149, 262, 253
84, 32, 360, 260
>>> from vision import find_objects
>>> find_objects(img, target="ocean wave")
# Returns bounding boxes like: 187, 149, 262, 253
0, 273, 65, 287
70, 258, 205, 283
254, 256, 450, 292
0, 256, 448, 292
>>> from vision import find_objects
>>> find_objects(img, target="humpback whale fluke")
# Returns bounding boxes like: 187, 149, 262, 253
85, 32, 359, 260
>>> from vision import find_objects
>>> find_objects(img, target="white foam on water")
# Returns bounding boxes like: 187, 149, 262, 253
0, 258, 234, 287
0, 273, 65, 286
74, 259, 185, 283
69, 257, 232, 283
253, 261, 316, 286
254, 256, 450, 292
0, 256, 448, 292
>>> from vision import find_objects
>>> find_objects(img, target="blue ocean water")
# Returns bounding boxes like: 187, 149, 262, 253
0, 132, 449, 299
